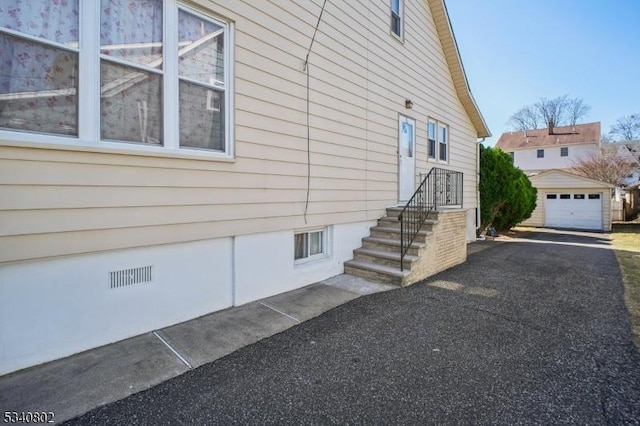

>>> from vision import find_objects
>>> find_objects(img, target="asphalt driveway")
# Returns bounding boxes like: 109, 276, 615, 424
65, 229, 640, 425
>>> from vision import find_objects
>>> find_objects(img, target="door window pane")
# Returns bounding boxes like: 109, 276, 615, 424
401, 121, 413, 158
0, 34, 78, 135
100, 0, 163, 68
100, 61, 163, 144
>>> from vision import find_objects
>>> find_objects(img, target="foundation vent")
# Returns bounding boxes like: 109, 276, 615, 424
110, 265, 153, 289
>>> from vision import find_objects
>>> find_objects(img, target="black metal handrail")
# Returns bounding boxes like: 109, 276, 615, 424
398, 168, 463, 270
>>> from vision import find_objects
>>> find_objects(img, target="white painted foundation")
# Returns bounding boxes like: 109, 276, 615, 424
0, 220, 375, 375
233, 220, 376, 305
0, 239, 234, 376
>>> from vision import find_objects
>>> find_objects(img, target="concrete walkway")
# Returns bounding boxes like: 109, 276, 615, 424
0, 275, 396, 424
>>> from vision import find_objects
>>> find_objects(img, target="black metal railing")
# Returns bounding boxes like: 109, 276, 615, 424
398, 168, 463, 270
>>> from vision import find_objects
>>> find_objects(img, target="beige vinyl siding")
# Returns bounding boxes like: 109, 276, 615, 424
529, 171, 610, 189
0, 0, 480, 263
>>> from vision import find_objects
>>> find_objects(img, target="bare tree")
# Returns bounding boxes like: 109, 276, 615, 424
571, 146, 636, 186
506, 95, 590, 131
609, 114, 640, 141
507, 106, 540, 131
538, 95, 569, 127
600, 133, 613, 143
566, 97, 591, 126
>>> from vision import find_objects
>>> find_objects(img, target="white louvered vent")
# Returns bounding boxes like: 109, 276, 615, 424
110, 265, 153, 289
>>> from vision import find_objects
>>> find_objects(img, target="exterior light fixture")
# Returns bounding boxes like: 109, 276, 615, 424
405, 99, 413, 109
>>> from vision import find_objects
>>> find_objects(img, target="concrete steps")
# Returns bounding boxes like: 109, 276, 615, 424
344, 206, 438, 286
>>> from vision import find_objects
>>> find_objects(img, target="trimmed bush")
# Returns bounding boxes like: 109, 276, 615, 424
479, 145, 537, 233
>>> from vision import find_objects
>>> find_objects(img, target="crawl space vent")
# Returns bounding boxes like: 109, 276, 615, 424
110, 265, 153, 289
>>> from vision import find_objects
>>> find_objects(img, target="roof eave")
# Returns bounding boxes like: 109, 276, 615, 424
428, 0, 491, 139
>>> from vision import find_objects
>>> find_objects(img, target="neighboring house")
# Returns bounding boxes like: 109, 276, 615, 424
609, 140, 640, 187
0, 0, 490, 375
495, 122, 601, 175
520, 169, 613, 232
495, 122, 614, 231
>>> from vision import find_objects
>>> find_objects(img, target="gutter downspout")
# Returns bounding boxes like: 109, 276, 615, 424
476, 137, 485, 237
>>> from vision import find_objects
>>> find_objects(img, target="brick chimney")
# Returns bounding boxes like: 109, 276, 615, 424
548, 120, 554, 135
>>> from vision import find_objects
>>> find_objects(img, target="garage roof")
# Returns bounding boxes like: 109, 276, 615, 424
529, 169, 614, 188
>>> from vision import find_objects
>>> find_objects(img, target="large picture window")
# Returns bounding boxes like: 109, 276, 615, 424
0, 0, 231, 156
0, 0, 79, 136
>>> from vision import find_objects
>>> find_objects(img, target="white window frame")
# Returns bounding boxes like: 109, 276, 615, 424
427, 118, 449, 164
390, 0, 403, 39
0, 0, 234, 160
294, 228, 329, 265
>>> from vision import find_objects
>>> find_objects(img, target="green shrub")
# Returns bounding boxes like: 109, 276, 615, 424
479, 145, 537, 233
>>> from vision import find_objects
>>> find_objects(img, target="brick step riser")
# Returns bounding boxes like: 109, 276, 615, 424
344, 264, 403, 286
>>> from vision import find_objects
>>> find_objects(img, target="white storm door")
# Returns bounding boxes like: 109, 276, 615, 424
399, 116, 416, 202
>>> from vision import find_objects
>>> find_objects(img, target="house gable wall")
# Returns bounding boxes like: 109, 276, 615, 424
0, 0, 480, 263
513, 143, 598, 172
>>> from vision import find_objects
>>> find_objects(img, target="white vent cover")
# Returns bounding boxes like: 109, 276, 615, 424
110, 265, 153, 289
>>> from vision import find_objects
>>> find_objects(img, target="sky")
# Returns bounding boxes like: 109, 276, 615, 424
444, 0, 640, 145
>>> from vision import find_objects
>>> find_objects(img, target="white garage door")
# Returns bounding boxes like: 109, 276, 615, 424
545, 192, 603, 230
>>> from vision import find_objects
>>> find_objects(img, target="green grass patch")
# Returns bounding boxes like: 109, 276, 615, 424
612, 224, 640, 349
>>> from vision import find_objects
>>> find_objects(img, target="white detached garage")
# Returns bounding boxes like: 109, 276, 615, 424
520, 169, 613, 232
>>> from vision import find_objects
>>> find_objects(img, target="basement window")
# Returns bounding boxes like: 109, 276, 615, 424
294, 229, 327, 263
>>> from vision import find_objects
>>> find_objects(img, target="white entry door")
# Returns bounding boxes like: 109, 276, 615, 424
398, 116, 416, 202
